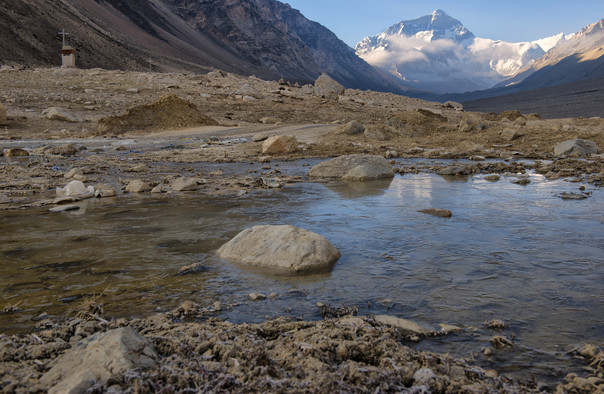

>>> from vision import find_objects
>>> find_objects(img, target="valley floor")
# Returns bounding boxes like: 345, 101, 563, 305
0, 67, 603, 392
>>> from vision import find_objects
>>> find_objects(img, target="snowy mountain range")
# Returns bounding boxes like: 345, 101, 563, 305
355, 9, 570, 94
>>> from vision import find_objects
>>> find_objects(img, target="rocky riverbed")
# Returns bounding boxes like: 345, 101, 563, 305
1, 66, 603, 392
1, 299, 602, 393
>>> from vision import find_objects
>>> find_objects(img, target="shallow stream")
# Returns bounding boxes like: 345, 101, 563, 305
1, 165, 603, 382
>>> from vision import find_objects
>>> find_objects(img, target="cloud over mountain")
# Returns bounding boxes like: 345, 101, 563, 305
355, 10, 566, 94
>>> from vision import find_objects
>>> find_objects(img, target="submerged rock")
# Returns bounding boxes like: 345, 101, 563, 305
373, 315, 430, 336
217, 225, 340, 274
418, 209, 452, 218
436, 165, 467, 176
308, 154, 394, 181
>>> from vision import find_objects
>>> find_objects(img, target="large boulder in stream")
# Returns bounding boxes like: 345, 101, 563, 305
308, 154, 394, 181
217, 225, 340, 274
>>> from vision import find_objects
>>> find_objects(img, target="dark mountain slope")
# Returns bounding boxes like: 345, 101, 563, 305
0, 0, 408, 92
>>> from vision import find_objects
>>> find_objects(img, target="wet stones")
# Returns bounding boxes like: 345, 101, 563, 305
373, 315, 430, 336
262, 135, 299, 154
94, 183, 118, 198
217, 225, 341, 274
171, 177, 198, 192
56, 180, 94, 198
308, 154, 394, 181
554, 139, 598, 157
125, 179, 151, 193
436, 165, 467, 176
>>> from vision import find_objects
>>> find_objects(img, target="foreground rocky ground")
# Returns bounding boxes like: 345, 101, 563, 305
1, 67, 603, 392
1, 300, 603, 393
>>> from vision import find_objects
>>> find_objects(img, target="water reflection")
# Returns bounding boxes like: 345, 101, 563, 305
0, 172, 602, 381
326, 178, 393, 199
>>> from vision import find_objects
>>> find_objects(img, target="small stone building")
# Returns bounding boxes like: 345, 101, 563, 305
61, 45, 76, 68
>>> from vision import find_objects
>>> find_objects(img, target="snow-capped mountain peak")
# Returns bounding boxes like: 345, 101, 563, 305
354, 10, 564, 94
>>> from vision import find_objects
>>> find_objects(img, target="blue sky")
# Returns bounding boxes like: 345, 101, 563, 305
285, 0, 604, 47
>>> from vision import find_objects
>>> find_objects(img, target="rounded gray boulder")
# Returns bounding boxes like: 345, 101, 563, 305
217, 225, 340, 274
308, 154, 394, 181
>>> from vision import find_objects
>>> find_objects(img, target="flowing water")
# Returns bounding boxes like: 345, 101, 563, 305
1, 165, 603, 381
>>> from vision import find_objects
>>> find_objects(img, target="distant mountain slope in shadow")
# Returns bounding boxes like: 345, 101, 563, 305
0, 0, 409, 93
463, 76, 604, 119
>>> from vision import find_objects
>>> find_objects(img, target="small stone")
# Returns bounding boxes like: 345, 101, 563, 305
418, 209, 452, 218
490, 335, 513, 349
49, 204, 80, 213
126, 88, 139, 93
262, 135, 298, 154
485, 319, 506, 329
559, 192, 588, 200
45, 144, 79, 156
484, 174, 500, 182
171, 177, 198, 192
213, 301, 222, 311
125, 180, 151, 193
512, 178, 531, 185
249, 293, 266, 301
334, 120, 364, 135
438, 323, 463, 334
443, 101, 464, 111
43, 107, 78, 123
514, 116, 527, 126
94, 184, 117, 198
554, 139, 598, 157
0, 103, 6, 125
64, 168, 84, 179
436, 165, 467, 176
253, 133, 269, 142
500, 128, 524, 141
177, 263, 207, 276
260, 117, 281, 125
3, 148, 29, 157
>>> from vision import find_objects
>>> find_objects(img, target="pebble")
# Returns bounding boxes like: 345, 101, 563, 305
249, 293, 266, 301
49, 204, 80, 213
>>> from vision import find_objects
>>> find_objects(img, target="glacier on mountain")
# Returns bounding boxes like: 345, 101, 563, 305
355, 10, 568, 94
